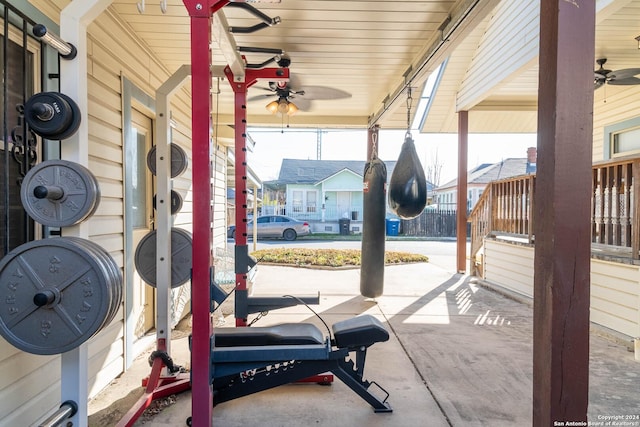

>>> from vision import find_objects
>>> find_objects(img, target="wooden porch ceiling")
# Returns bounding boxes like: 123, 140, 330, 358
98, 0, 503, 131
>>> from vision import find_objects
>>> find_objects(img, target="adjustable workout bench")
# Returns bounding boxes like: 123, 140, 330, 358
208, 314, 393, 413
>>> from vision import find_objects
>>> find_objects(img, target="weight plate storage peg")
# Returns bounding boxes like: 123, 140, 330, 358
134, 228, 193, 288
20, 160, 101, 227
146, 143, 189, 178
23, 92, 81, 140
0, 237, 122, 355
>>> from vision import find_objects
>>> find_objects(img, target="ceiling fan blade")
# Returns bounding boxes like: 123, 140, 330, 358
608, 76, 640, 86
298, 86, 352, 100
288, 74, 303, 91
247, 94, 276, 102
290, 97, 312, 111
253, 86, 276, 93
609, 68, 640, 80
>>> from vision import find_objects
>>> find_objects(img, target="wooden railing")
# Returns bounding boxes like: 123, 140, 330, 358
468, 156, 640, 275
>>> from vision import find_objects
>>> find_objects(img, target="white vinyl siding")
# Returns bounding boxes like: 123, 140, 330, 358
457, 0, 539, 111
484, 239, 535, 298
483, 239, 640, 339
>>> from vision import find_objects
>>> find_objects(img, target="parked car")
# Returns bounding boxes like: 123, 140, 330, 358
227, 215, 311, 241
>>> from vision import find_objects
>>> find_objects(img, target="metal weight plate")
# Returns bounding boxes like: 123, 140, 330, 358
24, 92, 81, 140
153, 190, 184, 215
65, 237, 122, 328
20, 160, 101, 227
134, 228, 193, 288
0, 238, 115, 355
146, 143, 189, 178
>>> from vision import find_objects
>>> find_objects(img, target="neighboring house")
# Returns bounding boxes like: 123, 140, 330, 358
434, 147, 537, 211
264, 158, 435, 233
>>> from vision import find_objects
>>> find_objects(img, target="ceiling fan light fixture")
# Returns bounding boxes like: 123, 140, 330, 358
266, 99, 280, 114
636, 35, 640, 49
277, 98, 289, 114
286, 101, 298, 116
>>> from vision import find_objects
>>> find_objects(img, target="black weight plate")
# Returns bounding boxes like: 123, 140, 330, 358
153, 190, 184, 215
146, 143, 189, 178
24, 92, 74, 138
134, 228, 192, 288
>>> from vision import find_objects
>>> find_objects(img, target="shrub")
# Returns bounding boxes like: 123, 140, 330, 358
251, 248, 428, 268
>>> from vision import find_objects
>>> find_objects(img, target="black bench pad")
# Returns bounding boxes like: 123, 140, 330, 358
332, 315, 389, 349
214, 323, 324, 347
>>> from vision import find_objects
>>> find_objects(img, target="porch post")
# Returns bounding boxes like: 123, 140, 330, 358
456, 110, 468, 273
59, 2, 113, 426
534, 0, 595, 425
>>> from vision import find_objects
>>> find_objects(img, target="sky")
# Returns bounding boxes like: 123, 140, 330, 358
246, 127, 538, 185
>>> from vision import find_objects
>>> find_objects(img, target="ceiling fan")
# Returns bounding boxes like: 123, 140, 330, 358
594, 58, 640, 89
247, 56, 352, 115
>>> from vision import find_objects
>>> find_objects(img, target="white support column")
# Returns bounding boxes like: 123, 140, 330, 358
59, 1, 113, 426
155, 65, 191, 363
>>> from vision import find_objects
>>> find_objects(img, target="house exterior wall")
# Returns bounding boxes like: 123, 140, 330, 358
593, 85, 640, 161
483, 239, 535, 298
435, 183, 485, 211
321, 170, 363, 191
285, 171, 366, 222
0, 3, 226, 424
483, 239, 640, 339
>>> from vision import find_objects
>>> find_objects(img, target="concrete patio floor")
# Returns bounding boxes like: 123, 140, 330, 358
88, 243, 640, 426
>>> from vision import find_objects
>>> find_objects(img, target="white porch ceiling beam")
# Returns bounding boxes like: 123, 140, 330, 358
368, 0, 501, 127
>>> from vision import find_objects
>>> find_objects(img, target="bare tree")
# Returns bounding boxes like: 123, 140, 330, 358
425, 148, 444, 187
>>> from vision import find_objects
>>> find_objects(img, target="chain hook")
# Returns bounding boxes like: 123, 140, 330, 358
370, 132, 378, 161
406, 86, 413, 138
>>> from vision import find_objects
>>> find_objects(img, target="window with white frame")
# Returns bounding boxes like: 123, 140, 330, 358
292, 190, 303, 212
611, 126, 640, 157
306, 190, 317, 213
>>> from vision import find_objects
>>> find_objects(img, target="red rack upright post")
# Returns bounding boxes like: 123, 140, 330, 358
182, 1, 229, 426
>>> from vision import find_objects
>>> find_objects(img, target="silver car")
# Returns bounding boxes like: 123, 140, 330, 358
228, 215, 311, 241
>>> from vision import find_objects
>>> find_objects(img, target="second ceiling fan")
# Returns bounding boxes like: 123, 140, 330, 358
594, 58, 640, 89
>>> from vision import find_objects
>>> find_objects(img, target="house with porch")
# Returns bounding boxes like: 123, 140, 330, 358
264, 158, 435, 234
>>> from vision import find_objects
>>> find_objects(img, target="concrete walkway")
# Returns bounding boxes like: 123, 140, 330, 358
88, 246, 640, 426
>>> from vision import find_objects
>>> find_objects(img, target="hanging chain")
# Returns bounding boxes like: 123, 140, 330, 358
406, 86, 413, 138
371, 132, 378, 161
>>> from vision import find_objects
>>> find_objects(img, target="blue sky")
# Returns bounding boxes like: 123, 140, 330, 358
247, 127, 537, 185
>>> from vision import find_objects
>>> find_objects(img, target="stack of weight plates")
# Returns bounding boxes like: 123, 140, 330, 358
0, 237, 122, 355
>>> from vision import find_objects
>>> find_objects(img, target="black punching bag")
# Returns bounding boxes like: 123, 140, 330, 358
360, 158, 387, 298
388, 134, 427, 219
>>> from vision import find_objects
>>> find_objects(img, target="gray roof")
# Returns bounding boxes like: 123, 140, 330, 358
438, 158, 536, 189
264, 158, 436, 194
270, 158, 398, 185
